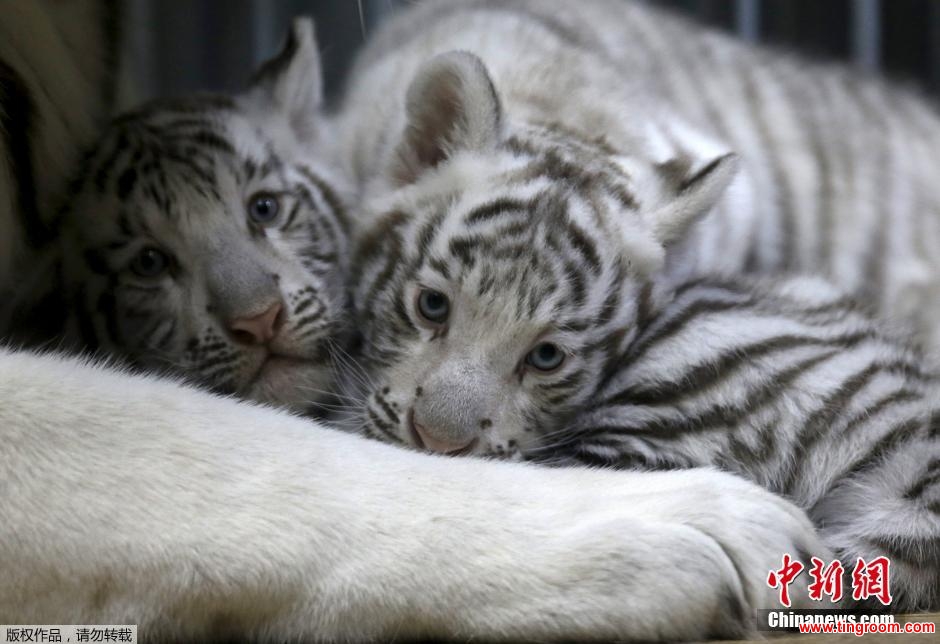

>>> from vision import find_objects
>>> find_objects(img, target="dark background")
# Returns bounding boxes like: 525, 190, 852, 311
122, 0, 940, 106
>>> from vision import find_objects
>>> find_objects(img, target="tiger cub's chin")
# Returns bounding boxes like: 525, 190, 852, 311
244, 354, 336, 413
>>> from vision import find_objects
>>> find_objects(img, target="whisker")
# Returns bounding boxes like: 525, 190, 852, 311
327, 339, 375, 390
296, 383, 363, 405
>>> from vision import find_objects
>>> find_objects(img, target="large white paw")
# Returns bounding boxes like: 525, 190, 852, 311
470, 467, 832, 641
629, 469, 838, 616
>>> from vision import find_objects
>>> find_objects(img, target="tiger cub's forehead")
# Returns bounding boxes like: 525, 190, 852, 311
414, 182, 621, 271
69, 100, 298, 240
397, 193, 627, 337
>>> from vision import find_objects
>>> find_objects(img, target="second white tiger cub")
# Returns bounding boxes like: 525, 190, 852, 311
341, 0, 940, 612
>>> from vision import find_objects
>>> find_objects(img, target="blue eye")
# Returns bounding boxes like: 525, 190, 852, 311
248, 192, 280, 224
417, 289, 450, 324
526, 342, 565, 372
130, 246, 169, 278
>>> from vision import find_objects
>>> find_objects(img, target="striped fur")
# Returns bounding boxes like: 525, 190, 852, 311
350, 120, 731, 447
352, 206, 940, 610
342, 0, 940, 612
340, 0, 940, 357
0, 8, 838, 638
545, 275, 940, 612
57, 20, 353, 412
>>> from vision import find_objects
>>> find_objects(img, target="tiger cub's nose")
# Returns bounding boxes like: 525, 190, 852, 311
409, 414, 478, 455
228, 301, 284, 345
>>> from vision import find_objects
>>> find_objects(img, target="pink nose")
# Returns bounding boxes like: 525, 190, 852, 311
410, 418, 477, 455
228, 301, 283, 345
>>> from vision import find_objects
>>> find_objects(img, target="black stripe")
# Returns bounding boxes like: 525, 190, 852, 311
839, 389, 924, 440
294, 311, 326, 329
367, 407, 402, 443
781, 363, 914, 494
428, 257, 451, 280
586, 349, 839, 441
611, 331, 873, 408
375, 394, 401, 425
625, 294, 755, 364
464, 198, 529, 225
196, 352, 239, 374
292, 295, 321, 317
189, 130, 236, 155
727, 415, 780, 471
830, 418, 924, 484
356, 212, 409, 320
281, 200, 301, 230
298, 165, 351, 235
678, 152, 734, 194
930, 412, 940, 440
564, 219, 602, 274
868, 535, 940, 569
634, 281, 654, 329
155, 319, 177, 350
416, 211, 445, 253
905, 459, 940, 501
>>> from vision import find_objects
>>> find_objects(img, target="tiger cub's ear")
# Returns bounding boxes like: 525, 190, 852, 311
648, 152, 738, 245
391, 51, 503, 186
247, 16, 323, 140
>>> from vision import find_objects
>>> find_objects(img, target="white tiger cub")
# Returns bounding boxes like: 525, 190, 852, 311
56, 20, 352, 412
1, 6, 830, 640
336, 0, 940, 612
353, 226, 940, 610
340, 0, 940, 356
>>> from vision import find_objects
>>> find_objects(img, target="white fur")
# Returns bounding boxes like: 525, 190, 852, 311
0, 348, 831, 639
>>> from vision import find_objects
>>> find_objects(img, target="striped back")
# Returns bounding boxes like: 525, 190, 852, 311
563, 275, 935, 488
553, 274, 940, 611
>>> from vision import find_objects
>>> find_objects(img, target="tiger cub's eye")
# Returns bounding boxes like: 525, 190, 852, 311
130, 246, 169, 278
247, 192, 280, 225
525, 342, 565, 372
416, 289, 450, 324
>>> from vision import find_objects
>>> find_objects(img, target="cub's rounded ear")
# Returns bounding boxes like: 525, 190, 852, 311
649, 152, 739, 245
247, 16, 323, 139
391, 51, 503, 186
